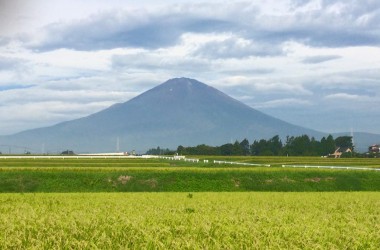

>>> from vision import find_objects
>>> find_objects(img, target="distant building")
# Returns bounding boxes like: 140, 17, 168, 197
173, 155, 186, 160
368, 144, 380, 153
79, 152, 129, 156
329, 147, 352, 158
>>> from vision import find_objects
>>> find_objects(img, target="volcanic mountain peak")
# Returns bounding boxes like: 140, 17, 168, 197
1, 77, 328, 153
159, 77, 207, 89
133, 77, 216, 101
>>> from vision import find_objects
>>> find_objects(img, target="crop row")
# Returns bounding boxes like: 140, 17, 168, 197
0, 167, 379, 192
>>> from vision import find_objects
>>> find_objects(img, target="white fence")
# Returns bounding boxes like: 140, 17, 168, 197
282, 164, 380, 171
213, 160, 270, 167
157, 156, 199, 163
2, 155, 378, 172
158, 157, 268, 166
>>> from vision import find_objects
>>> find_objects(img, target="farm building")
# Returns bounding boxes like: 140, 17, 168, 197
368, 144, 380, 153
329, 147, 352, 158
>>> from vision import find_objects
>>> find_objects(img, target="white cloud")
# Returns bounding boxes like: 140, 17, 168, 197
0, 0, 380, 135
217, 76, 312, 95
324, 93, 366, 100
301, 55, 341, 64
0, 101, 113, 135
253, 98, 312, 109
252, 82, 312, 95
193, 35, 283, 58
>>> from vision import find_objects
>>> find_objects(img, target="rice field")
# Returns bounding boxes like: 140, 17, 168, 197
0, 157, 379, 248
1, 155, 380, 168
0, 157, 379, 192
0, 192, 379, 249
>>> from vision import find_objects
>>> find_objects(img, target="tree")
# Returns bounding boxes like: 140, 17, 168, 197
335, 136, 353, 149
172, 134, 354, 157
61, 150, 74, 155
232, 140, 244, 155
309, 137, 320, 156
284, 135, 315, 156
240, 139, 250, 155
177, 145, 185, 155
251, 139, 268, 155
220, 143, 234, 155
292, 135, 309, 155
146, 147, 175, 155
250, 136, 281, 156
283, 136, 294, 156
195, 144, 220, 155
268, 135, 282, 155
320, 135, 336, 155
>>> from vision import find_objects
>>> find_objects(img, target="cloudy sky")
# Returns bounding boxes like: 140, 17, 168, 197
0, 0, 380, 136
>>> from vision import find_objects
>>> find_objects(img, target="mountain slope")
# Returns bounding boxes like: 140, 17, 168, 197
2, 77, 325, 153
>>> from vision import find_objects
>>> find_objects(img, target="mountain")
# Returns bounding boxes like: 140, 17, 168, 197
0, 77, 350, 153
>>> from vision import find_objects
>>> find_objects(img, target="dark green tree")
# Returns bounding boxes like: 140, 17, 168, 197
146, 147, 175, 155
220, 143, 234, 155
284, 135, 314, 156
195, 144, 220, 155
240, 138, 250, 155
269, 135, 282, 155
335, 136, 353, 149
251, 139, 269, 155
320, 135, 336, 155
232, 140, 244, 155
250, 136, 282, 156
177, 145, 185, 155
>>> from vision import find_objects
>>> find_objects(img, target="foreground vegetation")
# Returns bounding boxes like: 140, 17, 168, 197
1, 157, 379, 248
0, 157, 379, 192
0, 192, 379, 249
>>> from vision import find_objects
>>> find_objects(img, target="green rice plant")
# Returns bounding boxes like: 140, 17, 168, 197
0, 157, 379, 192
0, 166, 379, 192
1, 156, 379, 169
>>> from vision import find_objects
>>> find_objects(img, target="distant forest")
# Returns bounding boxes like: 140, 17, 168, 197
146, 135, 355, 157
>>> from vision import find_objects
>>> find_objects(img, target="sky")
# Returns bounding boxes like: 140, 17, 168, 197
0, 0, 380, 136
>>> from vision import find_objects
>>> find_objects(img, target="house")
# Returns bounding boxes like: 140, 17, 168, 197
329, 147, 352, 158
368, 144, 380, 153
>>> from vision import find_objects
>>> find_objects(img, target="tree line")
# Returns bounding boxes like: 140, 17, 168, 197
146, 146, 176, 155
175, 135, 354, 157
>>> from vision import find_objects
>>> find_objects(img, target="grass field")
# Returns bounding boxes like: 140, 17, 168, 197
1, 192, 379, 249
2, 155, 380, 168
0, 156, 379, 192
